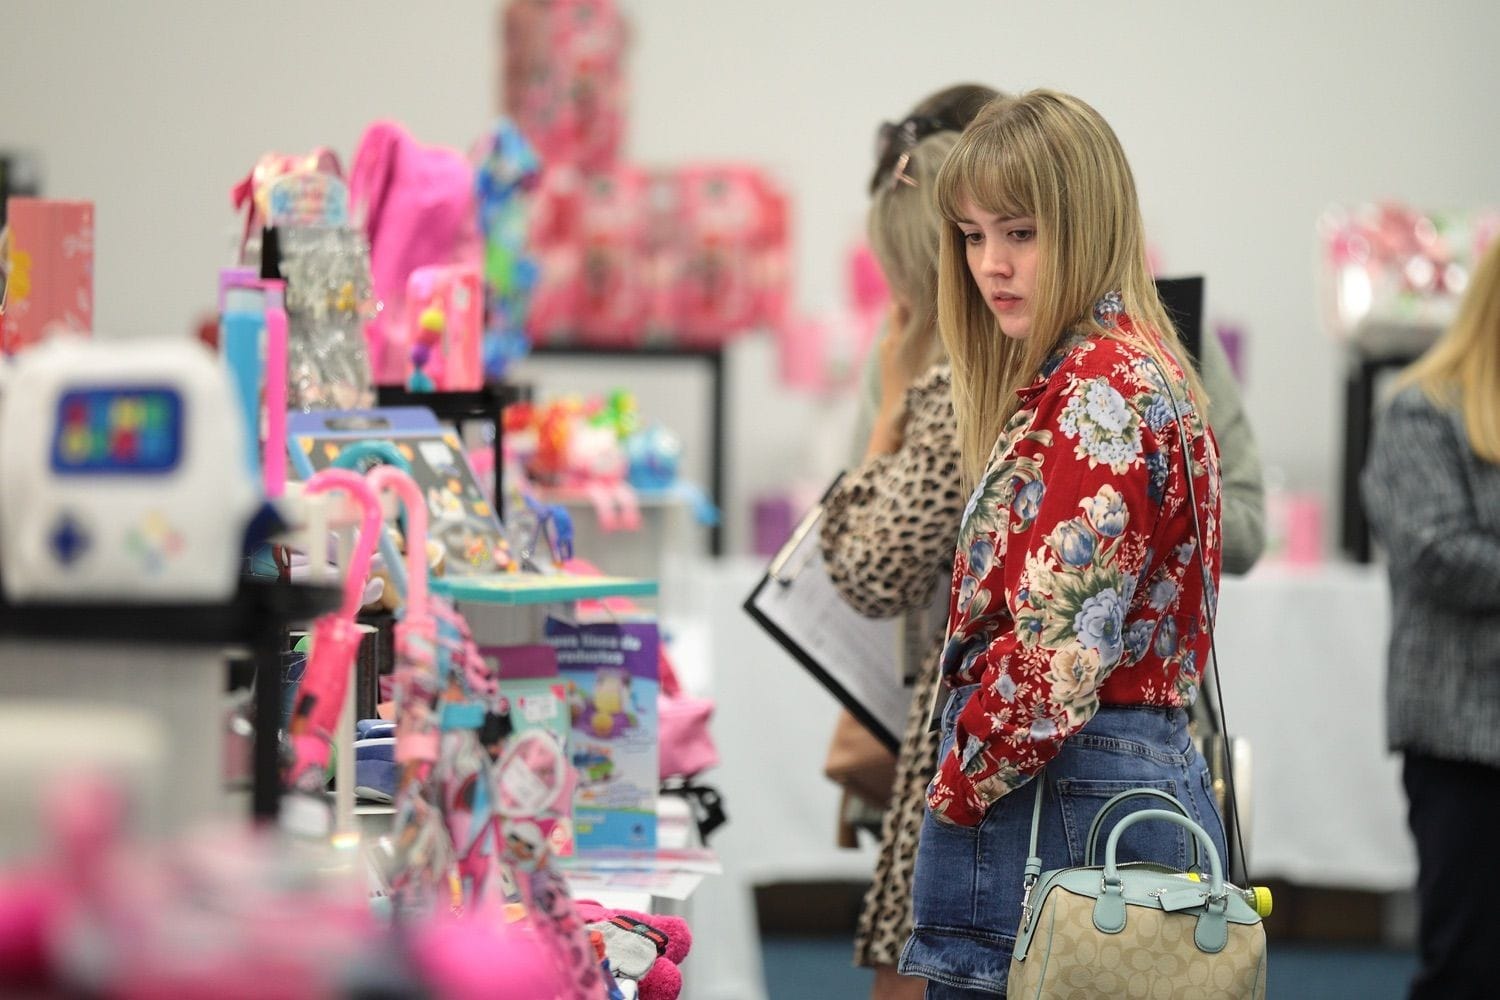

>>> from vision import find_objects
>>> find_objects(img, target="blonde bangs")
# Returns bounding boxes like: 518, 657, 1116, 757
935, 117, 1035, 227
935, 89, 1217, 484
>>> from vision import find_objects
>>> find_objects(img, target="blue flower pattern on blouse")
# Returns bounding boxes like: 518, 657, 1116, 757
927, 319, 1222, 827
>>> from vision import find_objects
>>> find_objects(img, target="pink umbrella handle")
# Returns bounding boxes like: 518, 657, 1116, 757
365, 465, 429, 620
303, 469, 383, 620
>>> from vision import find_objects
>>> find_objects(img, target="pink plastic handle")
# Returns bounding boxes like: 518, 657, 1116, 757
262, 280, 288, 498
303, 469, 383, 620
365, 465, 429, 619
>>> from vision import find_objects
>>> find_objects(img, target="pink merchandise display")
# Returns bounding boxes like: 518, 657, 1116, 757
1319, 201, 1500, 345
407, 264, 485, 392
664, 166, 790, 347
1, 198, 93, 356
526, 167, 586, 344
503, 0, 629, 174
575, 167, 653, 347
350, 121, 483, 384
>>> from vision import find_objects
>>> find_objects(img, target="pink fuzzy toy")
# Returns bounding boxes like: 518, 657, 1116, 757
575, 902, 692, 1000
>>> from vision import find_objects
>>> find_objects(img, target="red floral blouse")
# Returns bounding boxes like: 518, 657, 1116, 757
927, 321, 1222, 827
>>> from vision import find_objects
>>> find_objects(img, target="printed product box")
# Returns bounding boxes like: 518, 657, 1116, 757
486, 643, 575, 858
543, 617, 658, 851
3, 198, 94, 355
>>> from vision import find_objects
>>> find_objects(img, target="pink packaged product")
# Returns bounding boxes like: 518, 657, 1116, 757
525, 169, 583, 345
407, 264, 484, 392
229, 147, 344, 259
663, 166, 791, 347
575, 167, 653, 347
486, 643, 577, 858
350, 121, 483, 385
503, 0, 629, 174
2, 198, 93, 356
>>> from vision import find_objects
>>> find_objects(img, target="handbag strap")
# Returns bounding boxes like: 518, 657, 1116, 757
1019, 350, 1249, 931
1017, 771, 1049, 933
1142, 351, 1250, 887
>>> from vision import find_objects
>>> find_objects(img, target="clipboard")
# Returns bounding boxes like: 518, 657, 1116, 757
742, 477, 910, 753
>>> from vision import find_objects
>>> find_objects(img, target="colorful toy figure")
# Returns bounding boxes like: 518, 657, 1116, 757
624, 425, 682, 491
473, 118, 541, 380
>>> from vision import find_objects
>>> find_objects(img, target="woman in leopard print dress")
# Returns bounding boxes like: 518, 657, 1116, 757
821, 118, 974, 1000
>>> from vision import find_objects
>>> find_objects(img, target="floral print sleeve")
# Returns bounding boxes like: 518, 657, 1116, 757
927, 330, 1221, 827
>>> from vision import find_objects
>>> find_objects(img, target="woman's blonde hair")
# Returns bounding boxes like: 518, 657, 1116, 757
868, 130, 960, 378
933, 89, 1207, 484
1398, 237, 1500, 462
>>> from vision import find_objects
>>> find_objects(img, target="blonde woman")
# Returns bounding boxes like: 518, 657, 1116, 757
1362, 237, 1500, 1000
821, 122, 969, 1000
899, 91, 1226, 997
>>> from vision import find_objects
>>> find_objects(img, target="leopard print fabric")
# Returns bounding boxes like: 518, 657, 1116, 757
822, 365, 964, 623
820, 364, 965, 967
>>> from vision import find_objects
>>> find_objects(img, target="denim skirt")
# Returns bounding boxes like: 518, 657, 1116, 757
899, 685, 1228, 996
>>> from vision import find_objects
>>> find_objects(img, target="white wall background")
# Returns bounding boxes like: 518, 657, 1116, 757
5, 0, 1499, 552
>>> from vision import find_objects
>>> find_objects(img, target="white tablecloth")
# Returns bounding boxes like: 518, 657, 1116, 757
1214, 562, 1414, 890
672, 557, 1414, 1000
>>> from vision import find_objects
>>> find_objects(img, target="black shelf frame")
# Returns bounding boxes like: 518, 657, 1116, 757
528, 344, 728, 555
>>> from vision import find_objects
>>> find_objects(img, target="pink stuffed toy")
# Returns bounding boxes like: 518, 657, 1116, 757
575, 901, 692, 1000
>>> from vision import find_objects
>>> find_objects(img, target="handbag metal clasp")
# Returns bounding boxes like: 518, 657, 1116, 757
1019, 872, 1038, 932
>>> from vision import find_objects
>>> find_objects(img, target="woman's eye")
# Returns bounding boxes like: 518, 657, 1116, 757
962, 231, 982, 245
1010, 229, 1034, 242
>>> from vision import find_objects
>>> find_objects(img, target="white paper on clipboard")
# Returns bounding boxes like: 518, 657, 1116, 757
743, 483, 912, 751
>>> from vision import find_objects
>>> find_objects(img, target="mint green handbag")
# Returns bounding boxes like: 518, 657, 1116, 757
1007, 784, 1267, 999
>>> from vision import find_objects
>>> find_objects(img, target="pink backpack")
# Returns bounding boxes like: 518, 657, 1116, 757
350, 121, 483, 384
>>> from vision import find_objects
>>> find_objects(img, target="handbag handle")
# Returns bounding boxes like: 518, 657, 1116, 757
1084, 788, 1201, 870
1095, 808, 1238, 954
1102, 808, 1224, 897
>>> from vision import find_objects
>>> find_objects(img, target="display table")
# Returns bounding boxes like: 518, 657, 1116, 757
680, 556, 1414, 1000
1213, 561, 1413, 889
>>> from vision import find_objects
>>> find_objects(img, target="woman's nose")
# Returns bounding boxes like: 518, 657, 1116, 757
983, 245, 1012, 278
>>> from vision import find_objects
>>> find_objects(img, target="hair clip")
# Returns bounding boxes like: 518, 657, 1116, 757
889, 151, 918, 190
1093, 290, 1124, 328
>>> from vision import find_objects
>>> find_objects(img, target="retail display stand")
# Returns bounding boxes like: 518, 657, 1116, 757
0, 577, 342, 829
439, 572, 657, 651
